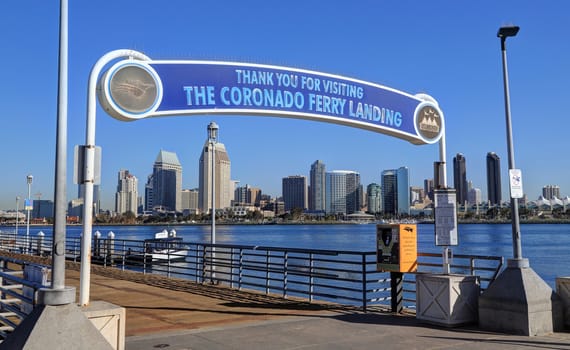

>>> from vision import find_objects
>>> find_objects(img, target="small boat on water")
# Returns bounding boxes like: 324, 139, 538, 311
128, 229, 188, 263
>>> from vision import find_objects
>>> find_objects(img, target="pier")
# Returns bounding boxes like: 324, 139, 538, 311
0, 242, 568, 348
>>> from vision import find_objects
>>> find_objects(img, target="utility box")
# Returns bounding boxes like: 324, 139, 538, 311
376, 224, 417, 273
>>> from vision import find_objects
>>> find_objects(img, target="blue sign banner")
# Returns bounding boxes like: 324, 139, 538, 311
99, 60, 444, 145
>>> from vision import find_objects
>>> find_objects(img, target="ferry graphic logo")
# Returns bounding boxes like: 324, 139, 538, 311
416, 105, 442, 142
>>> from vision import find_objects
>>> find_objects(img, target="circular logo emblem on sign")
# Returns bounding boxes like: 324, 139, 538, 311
415, 104, 443, 144
98, 61, 163, 121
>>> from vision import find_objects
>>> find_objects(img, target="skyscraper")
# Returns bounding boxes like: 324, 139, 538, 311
309, 160, 326, 212
199, 124, 232, 213
486, 152, 502, 206
542, 185, 560, 200
381, 167, 410, 215
367, 183, 382, 214
115, 169, 138, 215
381, 169, 397, 215
151, 150, 182, 212
396, 167, 410, 215
282, 176, 308, 212
325, 170, 361, 215
453, 153, 468, 206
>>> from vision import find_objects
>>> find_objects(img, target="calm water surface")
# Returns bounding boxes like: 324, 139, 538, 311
9, 223, 570, 288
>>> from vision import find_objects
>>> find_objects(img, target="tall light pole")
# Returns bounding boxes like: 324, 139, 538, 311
208, 121, 218, 282
497, 25, 524, 263
15, 196, 20, 250
26, 175, 33, 253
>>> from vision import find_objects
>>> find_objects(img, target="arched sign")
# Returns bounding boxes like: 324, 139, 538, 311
98, 59, 444, 145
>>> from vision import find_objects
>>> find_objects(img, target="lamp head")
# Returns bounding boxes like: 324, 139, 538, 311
207, 121, 219, 141
498, 25, 520, 38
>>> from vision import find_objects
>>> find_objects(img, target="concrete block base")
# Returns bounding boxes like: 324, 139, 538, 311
0, 303, 113, 349
556, 277, 570, 329
416, 274, 479, 326
82, 301, 126, 350
479, 259, 563, 336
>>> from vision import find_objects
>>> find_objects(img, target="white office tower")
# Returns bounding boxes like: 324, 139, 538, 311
199, 124, 231, 213
115, 169, 139, 214
325, 170, 361, 215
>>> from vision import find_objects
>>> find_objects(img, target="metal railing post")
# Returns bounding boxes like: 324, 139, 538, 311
283, 251, 288, 299
362, 253, 367, 312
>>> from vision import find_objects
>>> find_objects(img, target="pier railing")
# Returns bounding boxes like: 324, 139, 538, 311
0, 231, 503, 312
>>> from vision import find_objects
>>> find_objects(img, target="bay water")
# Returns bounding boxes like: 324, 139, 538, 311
10, 223, 570, 288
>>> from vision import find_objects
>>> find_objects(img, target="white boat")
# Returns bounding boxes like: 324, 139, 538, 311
129, 229, 188, 262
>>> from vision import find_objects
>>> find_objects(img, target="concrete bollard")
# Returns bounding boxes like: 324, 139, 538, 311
94, 231, 101, 258
36, 231, 45, 256
107, 231, 115, 264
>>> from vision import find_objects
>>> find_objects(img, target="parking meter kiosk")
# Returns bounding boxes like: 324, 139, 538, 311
376, 224, 418, 273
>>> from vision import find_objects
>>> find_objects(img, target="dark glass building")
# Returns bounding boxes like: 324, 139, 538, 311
486, 152, 502, 206
453, 153, 468, 206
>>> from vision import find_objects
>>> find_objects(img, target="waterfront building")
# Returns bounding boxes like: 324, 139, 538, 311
199, 125, 232, 213
144, 175, 153, 212
410, 186, 424, 205
542, 185, 561, 200
234, 184, 262, 206
381, 167, 410, 215
486, 152, 502, 206
325, 170, 361, 215
115, 170, 138, 215
468, 187, 482, 205
309, 160, 326, 212
366, 183, 382, 214
424, 178, 434, 201
151, 150, 182, 212
453, 153, 468, 206
181, 188, 199, 213
396, 167, 410, 215
32, 199, 54, 220
282, 176, 308, 212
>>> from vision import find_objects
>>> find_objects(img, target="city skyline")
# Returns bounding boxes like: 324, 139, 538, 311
1, 2, 570, 211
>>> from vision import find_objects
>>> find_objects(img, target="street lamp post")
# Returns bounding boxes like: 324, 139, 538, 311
208, 122, 219, 282
15, 196, 20, 250
26, 175, 33, 254
497, 25, 524, 263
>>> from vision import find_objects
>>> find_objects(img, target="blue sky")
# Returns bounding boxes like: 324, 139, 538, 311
1, 1, 569, 211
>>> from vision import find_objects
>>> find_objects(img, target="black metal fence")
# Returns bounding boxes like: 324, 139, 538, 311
0, 230, 504, 312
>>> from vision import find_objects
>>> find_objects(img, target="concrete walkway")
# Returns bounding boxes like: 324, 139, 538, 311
5, 253, 570, 349
62, 263, 570, 350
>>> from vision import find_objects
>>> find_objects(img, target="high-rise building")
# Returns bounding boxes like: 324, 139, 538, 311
396, 167, 410, 215
367, 183, 382, 214
151, 150, 182, 212
424, 178, 434, 201
199, 124, 232, 213
453, 153, 468, 206
181, 188, 199, 212
115, 169, 138, 215
325, 170, 361, 215
542, 185, 560, 200
381, 167, 410, 215
381, 170, 397, 215
486, 152, 502, 206
282, 176, 308, 212
309, 160, 326, 212
234, 184, 261, 206
144, 174, 153, 212
468, 188, 482, 205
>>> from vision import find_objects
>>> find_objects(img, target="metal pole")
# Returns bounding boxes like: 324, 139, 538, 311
80, 49, 151, 306
26, 175, 32, 254
52, 0, 68, 292
15, 197, 19, 250
500, 36, 523, 260
210, 139, 216, 281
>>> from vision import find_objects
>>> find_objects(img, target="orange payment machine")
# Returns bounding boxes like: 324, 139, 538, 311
376, 223, 418, 273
